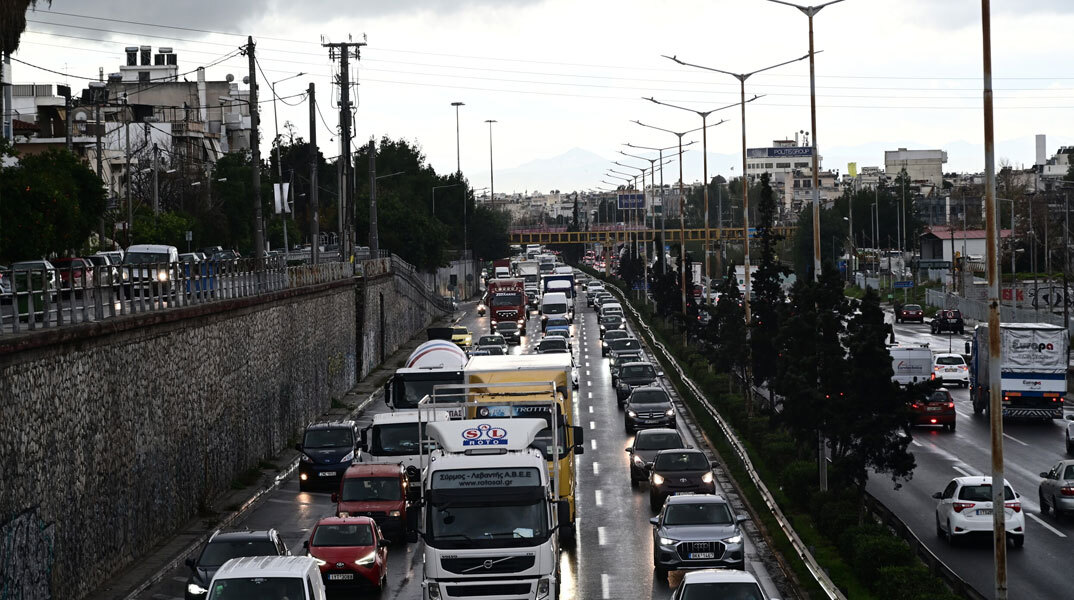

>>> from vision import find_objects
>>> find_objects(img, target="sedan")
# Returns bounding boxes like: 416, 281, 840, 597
599, 314, 626, 338
627, 428, 686, 485
908, 388, 955, 432
649, 449, 716, 511
650, 494, 747, 579
934, 476, 1024, 547
624, 387, 675, 434
1038, 459, 1074, 517
305, 516, 389, 593
616, 362, 661, 406
495, 321, 522, 345
475, 334, 508, 355
451, 326, 472, 348
602, 329, 630, 356
536, 337, 570, 355
896, 303, 924, 323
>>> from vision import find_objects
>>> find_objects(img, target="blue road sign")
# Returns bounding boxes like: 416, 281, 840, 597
894, 280, 914, 289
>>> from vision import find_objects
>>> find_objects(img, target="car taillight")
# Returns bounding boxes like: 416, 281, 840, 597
1060, 487, 1074, 497
934, 366, 942, 371
953, 502, 976, 513
911, 403, 919, 409
1005, 501, 1021, 513
947, 402, 955, 409
959, 365, 968, 370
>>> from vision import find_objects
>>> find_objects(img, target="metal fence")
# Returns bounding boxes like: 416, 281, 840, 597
925, 288, 1073, 333
0, 258, 354, 336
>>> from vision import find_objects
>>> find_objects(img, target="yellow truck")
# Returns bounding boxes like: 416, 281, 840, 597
463, 354, 583, 545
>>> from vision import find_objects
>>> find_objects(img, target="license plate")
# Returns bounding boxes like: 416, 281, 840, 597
926, 406, 943, 412
946, 368, 958, 373
977, 509, 992, 516
328, 573, 354, 581
318, 471, 336, 477
688, 552, 715, 559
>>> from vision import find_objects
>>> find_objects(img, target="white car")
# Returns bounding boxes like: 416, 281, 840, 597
671, 568, 775, 600
933, 476, 1024, 547
932, 353, 969, 388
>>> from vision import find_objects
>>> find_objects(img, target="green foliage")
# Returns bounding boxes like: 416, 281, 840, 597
781, 460, 818, 507
0, 144, 108, 261
849, 533, 914, 583
750, 173, 788, 388
133, 211, 197, 250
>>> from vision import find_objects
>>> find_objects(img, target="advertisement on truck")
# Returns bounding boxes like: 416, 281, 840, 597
970, 323, 1067, 419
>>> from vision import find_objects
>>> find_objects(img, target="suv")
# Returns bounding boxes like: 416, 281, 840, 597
931, 309, 965, 335
495, 320, 522, 344
296, 421, 359, 491
933, 353, 969, 387
650, 494, 747, 578
933, 476, 1024, 547
599, 314, 625, 338
624, 386, 675, 433
909, 388, 955, 432
649, 449, 717, 511
184, 530, 289, 599
602, 329, 630, 355
334, 462, 417, 542
895, 303, 924, 323
627, 428, 686, 485
671, 569, 771, 600
616, 362, 662, 406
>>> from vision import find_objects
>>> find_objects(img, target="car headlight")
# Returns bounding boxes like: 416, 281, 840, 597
665, 409, 675, 417
121, 270, 130, 280
157, 270, 169, 282
187, 583, 208, 596
627, 410, 637, 417
632, 455, 645, 467
340, 451, 354, 463
723, 534, 742, 544
312, 557, 327, 566
428, 583, 442, 600
338, 511, 350, 517
300, 454, 312, 463
658, 536, 677, 546
389, 510, 402, 517
355, 550, 376, 566
652, 473, 665, 485
701, 471, 714, 484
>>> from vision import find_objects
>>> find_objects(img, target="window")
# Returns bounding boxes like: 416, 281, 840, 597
138, 71, 150, 82
776, 162, 791, 169
764, 162, 773, 169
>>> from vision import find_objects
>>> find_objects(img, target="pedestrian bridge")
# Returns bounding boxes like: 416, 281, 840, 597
508, 225, 797, 245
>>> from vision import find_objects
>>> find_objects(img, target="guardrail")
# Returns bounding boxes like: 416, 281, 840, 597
600, 279, 847, 600
0, 258, 354, 336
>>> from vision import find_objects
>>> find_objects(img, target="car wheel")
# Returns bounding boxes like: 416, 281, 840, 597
653, 563, 669, 581
945, 519, 955, 545
1040, 491, 1050, 515
1067, 437, 1074, 455
649, 494, 661, 512
624, 421, 633, 434
946, 421, 956, 432
936, 516, 944, 538
1011, 534, 1024, 549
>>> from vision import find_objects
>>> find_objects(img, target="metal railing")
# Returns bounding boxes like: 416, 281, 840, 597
0, 258, 354, 336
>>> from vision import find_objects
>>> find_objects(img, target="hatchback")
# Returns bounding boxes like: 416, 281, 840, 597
932, 353, 969, 387
909, 388, 956, 432
934, 476, 1024, 547
304, 517, 389, 593
896, 303, 924, 323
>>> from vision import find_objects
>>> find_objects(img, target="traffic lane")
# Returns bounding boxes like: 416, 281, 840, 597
868, 437, 1066, 600
891, 319, 970, 353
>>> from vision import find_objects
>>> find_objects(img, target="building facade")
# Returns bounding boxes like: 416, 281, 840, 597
885, 148, 947, 188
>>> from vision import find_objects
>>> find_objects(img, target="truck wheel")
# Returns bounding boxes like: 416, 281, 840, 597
560, 523, 576, 548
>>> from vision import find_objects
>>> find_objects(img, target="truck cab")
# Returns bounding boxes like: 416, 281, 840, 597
357, 410, 454, 480
385, 339, 467, 410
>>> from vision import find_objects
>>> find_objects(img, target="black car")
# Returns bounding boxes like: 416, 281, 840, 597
536, 337, 570, 355
650, 494, 747, 578
184, 529, 288, 599
627, 428, 687, 485
496, 320, 522, 344
599, 314, 626, 338
296, 421, 359, 491
624, 387, 675, 433
606, 337, 643, 371
931, 309, 965, 335
649, 449, 717, 511
616, 362, 662, 406
602, 329, 630, 356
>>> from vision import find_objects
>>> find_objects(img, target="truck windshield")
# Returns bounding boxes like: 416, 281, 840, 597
398, 378, 464, 409
491, 293, 523, 306
371, 423, 432, 456
341, 477, 402, 502
524, 274, 538, 284
430, 500, 549, 548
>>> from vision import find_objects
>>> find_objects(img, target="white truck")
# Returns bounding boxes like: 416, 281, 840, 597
890, 345, 933, 387
970, 323, 1068, 419
419, 418, 565, 600
356, 409, 454, 482
385, 339, 468, 410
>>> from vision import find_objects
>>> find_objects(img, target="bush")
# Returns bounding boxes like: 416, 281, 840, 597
810, 490, 861, 541
837, 523, 889, 559
874, 565, 961, 600
849, 533, 914, 584
781, 460, 818, 508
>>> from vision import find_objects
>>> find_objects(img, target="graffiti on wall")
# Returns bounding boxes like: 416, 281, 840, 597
1, 509, 55, 600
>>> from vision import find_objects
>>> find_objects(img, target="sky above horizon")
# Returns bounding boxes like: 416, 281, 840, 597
11, 0, 1074, 193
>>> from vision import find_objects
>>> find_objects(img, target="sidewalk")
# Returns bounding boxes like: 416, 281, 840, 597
85, 316, 450, 600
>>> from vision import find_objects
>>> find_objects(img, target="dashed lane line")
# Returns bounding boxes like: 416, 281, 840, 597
591, 440, 597, 451
590, 421, 596, 430
595, 490, 603, 506
593, 462, 600, 475
597, 526, 607, 545
601, 574, 610, 599
1003, 433, 1029, 447
1027, 512, 1068, 538
953, 465, 977, 477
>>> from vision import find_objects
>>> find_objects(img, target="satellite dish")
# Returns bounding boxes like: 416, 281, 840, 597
242, 76, 250, 84
225, 74, 234, 83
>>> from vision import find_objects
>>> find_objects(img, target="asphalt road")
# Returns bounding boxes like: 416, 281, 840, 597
131, 293, 785, 600
866, 318, 1074, 599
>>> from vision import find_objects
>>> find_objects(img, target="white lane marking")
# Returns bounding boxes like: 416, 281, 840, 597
590, 421, 596, 430
589, 406, 594, 413
1027, 512, 1068, 538
589, 392, 593, 399
598, 526, 607, 545
601, 573, 610, 599
593, 462, 600, 475
587, 370, 591, 376
591, 439, 597, 451
1003, 433, 1029, 447
953, 465, 976, 477
586, 362, 590, 367
910, 439, 923, 447
595, 490, 603, 506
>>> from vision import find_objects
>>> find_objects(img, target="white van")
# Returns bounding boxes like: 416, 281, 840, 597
600, 302, 624, 318
494, 266, 510, 279
540, 291, 570, 328
890, 345, 933, 387
207, 556, 327, 600
123, 244, 180, 296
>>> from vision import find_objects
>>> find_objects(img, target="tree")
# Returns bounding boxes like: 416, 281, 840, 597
750, 173, 788, 390
0, 143, 108, 261
1, 2, 51, 144
707, 265, 747, 378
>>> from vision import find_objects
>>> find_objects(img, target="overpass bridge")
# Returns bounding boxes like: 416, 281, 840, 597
509, 225, 797, 245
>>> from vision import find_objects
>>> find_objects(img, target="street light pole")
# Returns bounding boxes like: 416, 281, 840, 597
627, 141, 690, 275
485, 119, 497, 205
451, 102, 465, 174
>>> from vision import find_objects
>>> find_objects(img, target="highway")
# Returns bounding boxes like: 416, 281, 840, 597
130, 292, 788, 600
866, 318, 1074, 599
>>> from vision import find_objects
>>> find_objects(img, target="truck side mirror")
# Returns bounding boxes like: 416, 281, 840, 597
557, 500, 571, 527
383, 379, 393, 407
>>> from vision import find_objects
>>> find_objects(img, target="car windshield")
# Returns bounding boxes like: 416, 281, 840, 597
664, 502, 733, 526
654, 452, 709, 471
453, 328, 469, 336
430, 500, 548, 548
903, 304, 922, 311
198, 539, 278, 567
86, 256, 108, 266
609, 339, 640, 351
478, 336, 504, 346
539, 340, 568, 351
124, 252, 171, 264
303, 428, 352, 449
545, 331, 568, 340
370, 422, 434, 456
936, 356, 964, 366
927, 391, 952, 403
311, 523, 374, 547
207, 577, 304, 600
630, 390, 669, 405
341, 477, 401, 502
635, 432, 684, 451
12, 261, 48, 270
482, 346, 507, 354
604, 331, 628, 341
957, 484, 1015, 502
600, 316, 622, 325
680, 582, 764, 600
621, 365, 656, 379
491, 293, 523, 306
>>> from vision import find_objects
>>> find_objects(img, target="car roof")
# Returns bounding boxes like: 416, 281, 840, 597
655, 448, 705, 457
127, 244, 177, 253
635, 427, 679, 437
313, 516, 377, 527
212, 556, 318, 579
630, 386, 667, 394
621, 361, 653, 368
305, 420, 356, 431
681, 568, 762, 585
664, 493, 728, 506
208, 529, 277, 543
951, 476, 1013, 487
344, 463, 403, 477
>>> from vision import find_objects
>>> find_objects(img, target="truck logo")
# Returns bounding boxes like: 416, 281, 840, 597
462, 423, 509, 446
1012, 341, 1055, 352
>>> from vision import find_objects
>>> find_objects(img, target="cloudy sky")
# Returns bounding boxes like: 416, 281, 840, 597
12, 0, 1074, 193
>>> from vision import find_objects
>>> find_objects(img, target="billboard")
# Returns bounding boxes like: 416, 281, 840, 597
617, 193, 645, 210
848, 162, 858, 177
746, 146, 814, 159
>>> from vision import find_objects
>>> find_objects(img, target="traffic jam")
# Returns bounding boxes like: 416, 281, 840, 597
169, 245, 779, 600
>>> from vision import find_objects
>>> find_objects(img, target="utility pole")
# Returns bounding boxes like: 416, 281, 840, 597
368, 139, 378, 256
246, 36, 265, 265
124, 99, 132, 247
309, 82, 319, 264
94, 90, 105, 248
152, 143, 160, 214
324, 39, 365, 263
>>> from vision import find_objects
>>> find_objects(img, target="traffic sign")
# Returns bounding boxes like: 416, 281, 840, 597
893, 280, 914, 289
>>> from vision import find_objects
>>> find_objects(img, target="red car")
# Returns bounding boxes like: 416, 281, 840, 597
896, 303, 924, 323
50, 257, 95, 296
304, 516, 389, 593
909, 388, 956, 432
333, 463, 416, 543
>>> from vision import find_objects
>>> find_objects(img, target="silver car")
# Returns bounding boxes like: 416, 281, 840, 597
1039, 459, 1074, 516
650, 494, 747, 579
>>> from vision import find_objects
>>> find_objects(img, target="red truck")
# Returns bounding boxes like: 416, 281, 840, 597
485, 277, 527, 331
